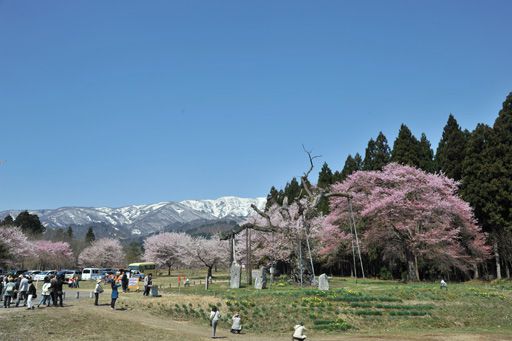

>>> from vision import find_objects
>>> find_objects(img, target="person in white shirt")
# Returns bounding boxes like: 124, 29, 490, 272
230, 313, 242, 334
293, 322, 307, 340
209, 306, 221, 338
440, 279, 447, 290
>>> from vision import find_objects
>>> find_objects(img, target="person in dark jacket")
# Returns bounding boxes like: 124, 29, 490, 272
110, 277, 121, 310
49, 275, 57, 306
121, 271, 129, 293
27, 279, 37, 310
55, 275, 64, 307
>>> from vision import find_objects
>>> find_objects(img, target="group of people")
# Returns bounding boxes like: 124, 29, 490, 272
209, 306, 243, 339
0, 274, 64, 309
208, 306, 306, 340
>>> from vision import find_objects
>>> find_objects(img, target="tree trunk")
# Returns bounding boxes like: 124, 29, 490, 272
168, 266, 171, 276
406, 251, 420, 281
494, 240, 502, 280
414, 255, 420, 281
506, 262, 510, 279
473, 263, 479, 280
207, 266, 213, 279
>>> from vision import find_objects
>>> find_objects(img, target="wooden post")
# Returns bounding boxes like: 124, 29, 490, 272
246, 227, 252, 285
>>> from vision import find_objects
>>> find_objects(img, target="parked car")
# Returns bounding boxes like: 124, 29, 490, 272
56, 269, 81, 281
23, 270, 42, 278
81, 268, 101, 280
8, 269, 28, 277
33, 270, 57, 281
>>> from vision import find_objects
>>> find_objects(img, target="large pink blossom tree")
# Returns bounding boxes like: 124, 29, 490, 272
322, 163, 490, 281
32, 240, 74, 270
78, 238, 125, 268
143, 232, 192, 275
187, 236, 228, 279
0, 226, 33, 267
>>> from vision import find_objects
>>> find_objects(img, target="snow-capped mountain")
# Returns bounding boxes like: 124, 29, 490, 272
0, 196, 266, 237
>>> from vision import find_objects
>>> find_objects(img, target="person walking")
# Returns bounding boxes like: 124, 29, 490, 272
93, 279, 103, 306
110, 277, 121, 310
143, 273, 153, 296
209, 306, 221, 338
37, 277, 52, 308
0, 276, 4, 302
49, 275, 57, 306
15, 275, 29, 307
230, 312, 242, 334
26, 279, 36, 310
293, 322, 307, 341
3, 279, 15, 308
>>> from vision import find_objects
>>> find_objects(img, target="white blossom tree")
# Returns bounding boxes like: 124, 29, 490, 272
143, 232, 192, 275
78, 238, 125, 268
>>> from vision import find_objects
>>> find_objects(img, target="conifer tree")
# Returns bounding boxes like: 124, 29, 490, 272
363, 132, 391, 170
418, 133, 435, 172
66, 226, 73, 240
14, 211, 45, 235
317, 162, 334, 189
85, 227, 96, 244
0, 215, 14, 226
391, 124, 420, 167
283, 178, 302, 204
265, 186, 280, 211
435, 114, 467, 180
340, 153, 363, 181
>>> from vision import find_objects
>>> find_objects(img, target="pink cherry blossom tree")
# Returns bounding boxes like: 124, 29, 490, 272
143, 232, 193, 275
187, 236, 228, 279
78, 238, 125, 268
32, 240, 74, 270
0, 226, 33, 268
322, 163, 490, 281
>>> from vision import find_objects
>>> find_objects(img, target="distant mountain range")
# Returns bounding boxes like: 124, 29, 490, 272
0, 196, 266, 239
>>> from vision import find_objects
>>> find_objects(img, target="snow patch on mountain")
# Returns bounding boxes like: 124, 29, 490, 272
0, 197, 266, 236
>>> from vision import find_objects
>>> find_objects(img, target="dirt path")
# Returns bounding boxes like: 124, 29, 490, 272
1, 297, 511, 341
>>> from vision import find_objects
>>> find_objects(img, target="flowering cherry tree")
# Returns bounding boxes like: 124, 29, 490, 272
78, 238, 125, 268
322, 163, 490, 281
143, 232, 193, 275
33, 240, 74, 269
0, 226, 33, 267
187, 236, 228, 279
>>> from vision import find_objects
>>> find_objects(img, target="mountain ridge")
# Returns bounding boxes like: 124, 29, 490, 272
0, 196, 266, 237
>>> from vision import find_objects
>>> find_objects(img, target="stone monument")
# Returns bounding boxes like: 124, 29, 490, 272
230, 262, 241, 289
318, 273, 329, 291
254, 266, 267, 289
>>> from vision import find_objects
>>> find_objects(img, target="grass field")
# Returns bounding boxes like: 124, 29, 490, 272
1, 272, 511, 340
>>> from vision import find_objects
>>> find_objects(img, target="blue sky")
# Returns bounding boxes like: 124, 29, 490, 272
0, 1, 510, 211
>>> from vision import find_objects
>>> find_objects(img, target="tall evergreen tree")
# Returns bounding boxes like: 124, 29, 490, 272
391, 124, 420, 167
85, 227, 96, 244
340, 153, 363, 181
13, 211, 45, 234
418, 133, 435, 172
265, 186, 280, 211
66, 226, 74, 240
363, 132, 391, 170
0, 215, 14, 226
283, 178, 302, 204
317, 162, 334, 189
435, 114, 467, 180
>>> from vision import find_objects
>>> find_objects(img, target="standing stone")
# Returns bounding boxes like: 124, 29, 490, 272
318, 273, 329, 291
230, 262, 241, 289
254, 267, 267, 289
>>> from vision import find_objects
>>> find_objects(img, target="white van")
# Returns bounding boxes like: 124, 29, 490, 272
81, 268, 101, 280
